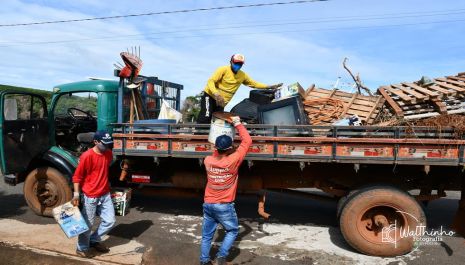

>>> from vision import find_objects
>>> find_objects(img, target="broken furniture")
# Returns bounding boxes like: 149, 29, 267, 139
378, 72, 465, 120
303, 86, 384, 125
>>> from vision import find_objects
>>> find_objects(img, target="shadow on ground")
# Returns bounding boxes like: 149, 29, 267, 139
0, 191, 28, 219
130, 189, 339, 227
107, 219, 153, 248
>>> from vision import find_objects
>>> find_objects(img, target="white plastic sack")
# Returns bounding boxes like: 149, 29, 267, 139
158, 100, 182, 122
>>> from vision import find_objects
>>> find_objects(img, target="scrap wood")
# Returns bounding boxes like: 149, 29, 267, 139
303, 98, 345, 125
377, 72, 465, 119
133, 88, 146, 120
304, 86, 384, 125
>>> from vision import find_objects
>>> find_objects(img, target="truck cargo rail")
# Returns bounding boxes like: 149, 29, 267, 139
112, 123, 465, 166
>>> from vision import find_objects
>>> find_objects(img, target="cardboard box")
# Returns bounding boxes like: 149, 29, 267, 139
111, 188, 132, 216
274, 82, 305, 101
52, 202, 89, 238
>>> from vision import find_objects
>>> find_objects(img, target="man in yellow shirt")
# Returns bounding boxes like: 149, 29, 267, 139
197, 54, 282, 124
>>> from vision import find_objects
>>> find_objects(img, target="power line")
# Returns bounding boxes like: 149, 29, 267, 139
0, 0, 328, 27
1, 17, 464, 48
143, 18, 465, 40
1, 9, 464, 47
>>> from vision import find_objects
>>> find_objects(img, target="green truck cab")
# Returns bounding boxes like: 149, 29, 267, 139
0, 77, 182, 216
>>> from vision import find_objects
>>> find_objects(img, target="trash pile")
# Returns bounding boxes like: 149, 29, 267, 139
303, 85, 384, 125
389, 114, 465, 137
376, 73, 465, 124
231, 71, 465, 130
114, 48, 183, 124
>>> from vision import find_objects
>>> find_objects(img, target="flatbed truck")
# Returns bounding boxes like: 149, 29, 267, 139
1, 77, 463, 257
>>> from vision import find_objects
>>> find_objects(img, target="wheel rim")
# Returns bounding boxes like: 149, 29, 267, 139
33, 178, 60, 208
356, 204, 409, 245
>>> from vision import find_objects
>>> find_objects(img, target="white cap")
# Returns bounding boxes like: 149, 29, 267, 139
231, 53, 245, 64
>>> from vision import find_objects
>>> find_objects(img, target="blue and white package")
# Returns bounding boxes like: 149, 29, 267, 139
52, 202, 89, 238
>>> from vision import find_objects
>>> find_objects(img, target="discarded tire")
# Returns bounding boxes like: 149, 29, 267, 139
23, 167, 72, 217
339, 186, 425, 256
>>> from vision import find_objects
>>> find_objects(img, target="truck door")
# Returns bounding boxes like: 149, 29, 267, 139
0, 91, 50, 175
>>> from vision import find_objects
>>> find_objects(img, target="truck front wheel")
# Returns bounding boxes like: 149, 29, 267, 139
339, 186, 425, 256
23, 167, 72, 217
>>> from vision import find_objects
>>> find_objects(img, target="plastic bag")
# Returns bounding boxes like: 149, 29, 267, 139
158, 100, 182, 122
52, 202, 89, 238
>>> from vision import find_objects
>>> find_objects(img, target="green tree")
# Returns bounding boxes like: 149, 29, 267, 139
0, 84, 52, 104
181, 94, 200, 123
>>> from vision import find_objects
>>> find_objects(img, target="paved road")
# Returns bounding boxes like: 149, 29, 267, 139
0, 180, 464, 265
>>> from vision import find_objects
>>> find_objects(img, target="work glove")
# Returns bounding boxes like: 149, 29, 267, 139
71, 192, 80, 207
213, 92, 226, 107
267, 83, 283, 91
231, 116, 241, 126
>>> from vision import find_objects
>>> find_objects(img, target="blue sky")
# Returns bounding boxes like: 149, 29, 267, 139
1, 0, 465, 109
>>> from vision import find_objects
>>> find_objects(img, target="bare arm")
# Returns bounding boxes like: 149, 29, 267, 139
231, 122, 252, 163
72, 183, 80, 206
71, 153, 87, 207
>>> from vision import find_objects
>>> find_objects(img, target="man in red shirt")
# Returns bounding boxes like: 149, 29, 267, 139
200, 116, 252, 265
72, 130, 115, 258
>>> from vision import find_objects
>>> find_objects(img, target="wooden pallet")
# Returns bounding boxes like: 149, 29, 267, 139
304, 86, 384, 125
378, 72, 465, 118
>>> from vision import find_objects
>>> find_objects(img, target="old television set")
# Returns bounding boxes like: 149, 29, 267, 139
258, 96, 309, 125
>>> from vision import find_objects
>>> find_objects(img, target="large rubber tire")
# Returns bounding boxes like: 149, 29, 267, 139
23, 167, 72, 217
337, 189, 358, 218
339, 186, 426, 257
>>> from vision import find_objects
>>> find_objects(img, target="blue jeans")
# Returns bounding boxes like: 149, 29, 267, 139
200, 202, 239, 263
77, 192, 116, 251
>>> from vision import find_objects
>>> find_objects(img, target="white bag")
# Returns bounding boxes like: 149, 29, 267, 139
158, 100, 182, 122
52, 202, 89, 238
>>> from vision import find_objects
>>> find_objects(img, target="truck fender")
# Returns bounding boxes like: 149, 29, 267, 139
40, 151, 76, 183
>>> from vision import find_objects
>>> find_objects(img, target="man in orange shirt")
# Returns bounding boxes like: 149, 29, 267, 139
200, 116, 252, 265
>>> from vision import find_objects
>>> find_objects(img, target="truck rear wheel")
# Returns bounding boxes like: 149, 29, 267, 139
23, 167, 72, 217
339, 186, 425, 256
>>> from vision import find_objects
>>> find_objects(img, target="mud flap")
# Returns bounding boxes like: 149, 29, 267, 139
452, 174, 465, 237
452, 200, 465, 237
258, 192, 270, 219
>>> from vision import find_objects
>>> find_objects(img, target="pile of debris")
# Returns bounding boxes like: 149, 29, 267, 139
231, 67, 465, 133
377, 72, 465, 121
388, 114, 465, 137
303, 85, 384, 125
297, 71, 465, 129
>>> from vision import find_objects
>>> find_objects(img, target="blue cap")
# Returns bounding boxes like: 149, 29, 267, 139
93, 130, 113, 145
215, 135, 233, 150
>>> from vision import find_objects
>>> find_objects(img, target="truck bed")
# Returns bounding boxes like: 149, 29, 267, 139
112, 123, 465, 166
